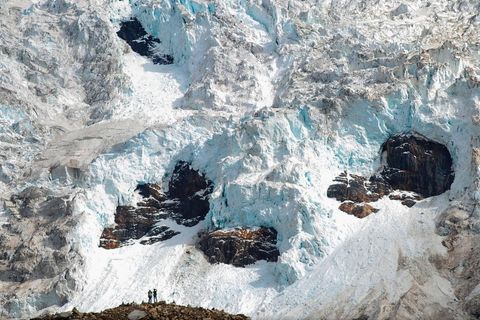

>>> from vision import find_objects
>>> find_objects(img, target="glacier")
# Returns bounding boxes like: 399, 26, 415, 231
0, 0, 480, 319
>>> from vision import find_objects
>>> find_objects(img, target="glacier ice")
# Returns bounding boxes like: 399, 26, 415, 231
0, 0, 480, 319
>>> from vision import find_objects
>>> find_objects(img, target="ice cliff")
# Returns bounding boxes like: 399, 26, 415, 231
0, 0, 480, 319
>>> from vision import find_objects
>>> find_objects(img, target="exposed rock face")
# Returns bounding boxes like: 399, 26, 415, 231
135, 183, 165, 202
199, 227, 279, 267
434, 206, 480, 319
1, 188, 78, 281
327, 172, 391, 203
100, 161, 213, 249
99, 205, 179, 249
0, 187, 80, 315
327, 172, 388, 218
165, 161, 214, 227
117, 18, 174, 65
381, 134, 454, 197
327, 133, 454, 217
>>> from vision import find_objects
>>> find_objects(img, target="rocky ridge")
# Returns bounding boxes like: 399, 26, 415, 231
33, 302, 249, 320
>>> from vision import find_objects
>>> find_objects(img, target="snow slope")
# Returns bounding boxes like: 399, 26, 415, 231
0, 0, 480, 319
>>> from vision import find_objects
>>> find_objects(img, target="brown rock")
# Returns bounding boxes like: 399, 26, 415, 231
339, 201, 379, 218
389, 192, 421, 207
327, 172, 391, 203
199, 227, 279, 267
99, 228, 119, 249
99, 161, 213, 249
327, 133, 454, 215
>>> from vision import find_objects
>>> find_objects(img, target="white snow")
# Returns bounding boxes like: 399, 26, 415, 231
262, 196, 452, 319
110, 53, 193, 126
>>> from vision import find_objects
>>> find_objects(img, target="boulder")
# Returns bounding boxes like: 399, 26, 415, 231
128, 310, 147, 320
338, 201, 379, 218
401, 199, 416, 207
389, 192, 422, 208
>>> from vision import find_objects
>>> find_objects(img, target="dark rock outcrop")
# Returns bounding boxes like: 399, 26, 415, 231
327, 133, 454, 218
135, 183, 165, 202
199, 227, 279, 267
99, 205, 179, 249
327, 172, 391, 203
164, 161, 214, 227
100, 161, 213, 249
380, 133, 454, 197
117, 18, 174, 65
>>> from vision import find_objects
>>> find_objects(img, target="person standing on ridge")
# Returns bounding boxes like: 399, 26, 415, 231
148, 289, 152, 303
153, 288, 157, 303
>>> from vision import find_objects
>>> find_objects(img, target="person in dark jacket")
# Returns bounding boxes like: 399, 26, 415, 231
153, 288, 157, 303
148, 290, 152, 303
